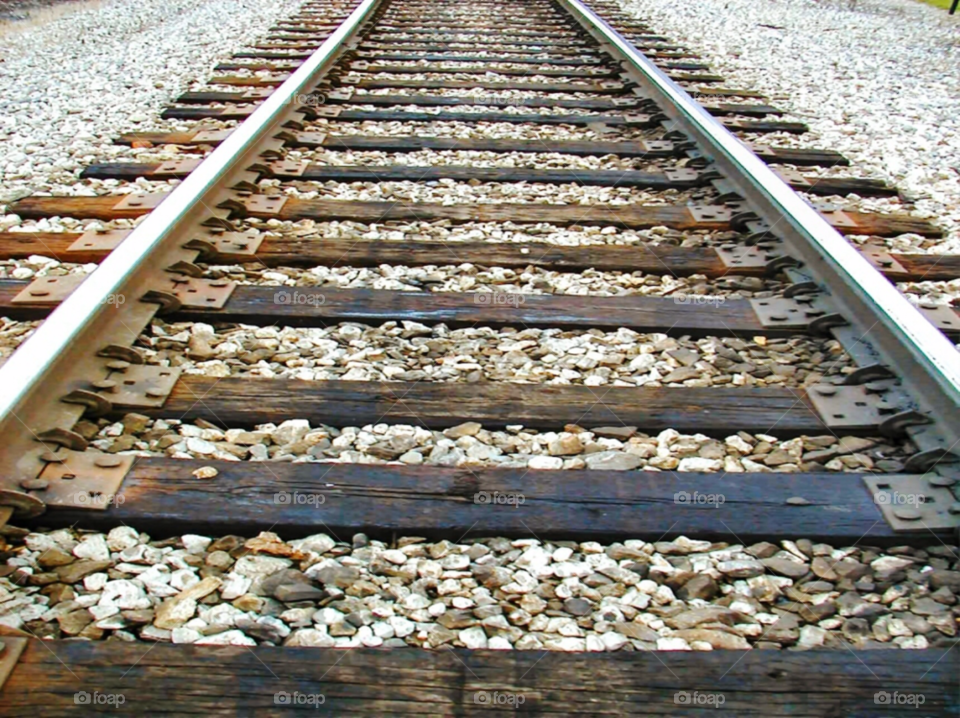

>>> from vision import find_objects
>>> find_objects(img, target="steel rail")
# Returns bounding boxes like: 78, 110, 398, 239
0, 0, 378, 443
562, 0, 960, 461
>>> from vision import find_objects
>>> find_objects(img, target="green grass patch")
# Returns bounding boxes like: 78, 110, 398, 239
913, 0, 955, 11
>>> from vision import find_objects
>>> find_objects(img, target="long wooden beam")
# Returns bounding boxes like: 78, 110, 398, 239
9, 197, 938, 237
38, 459, 908, 541
3, 640, 956, 714
135, 377, 837, 435
2, 233, 953, 281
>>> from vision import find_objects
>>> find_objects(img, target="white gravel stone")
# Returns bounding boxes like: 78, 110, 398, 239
106, 527, 140, 552
73, 534, 110, 562
0, 0, 301, 201
195, 629, 257, 647
620, 0, 960, 254
172, 627, 202, 644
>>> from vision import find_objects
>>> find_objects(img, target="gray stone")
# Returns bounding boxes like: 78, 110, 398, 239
929, 570, 960, 593
745, 542, 779, 559
674, 628, 750, 650
613, 622, 659, 642
591, 426, 638, 440
676, 575, 718, 601
583, 451, 643, 471
563, 598, 592, 617
55, 560, 113, 584
717, 559, 765, 579
311, 564, 360, 589
911, 597, 947, 616
665, 607, 736, 630
798, 601, 837, 623
761, 557, 809, 579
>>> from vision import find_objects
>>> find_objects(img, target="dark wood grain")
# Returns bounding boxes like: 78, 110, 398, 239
354, 62, 622, 78
177, 89, 644, 110
356, 41, 619, 54
143, 377, 836, 436
4, 233, 951, 280
37, 458, 910, 542
0, 279, 783, 335
0, 233, 737, 275
324, 92, 782, 118
354, 51, 609, 65
82, 163, 708, 191
173, 287, 775, 335
3, 641, 956, 715
80, 162, 893, 197
346, 76, 722, 92
7, 196, 942, 237
116, 130, 850, 166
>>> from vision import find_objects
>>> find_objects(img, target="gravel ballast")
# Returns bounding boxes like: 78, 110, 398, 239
0, 0, 956, 659
618, 0, 960, 253
0, 0, 300, 202
1, 528, 956, 651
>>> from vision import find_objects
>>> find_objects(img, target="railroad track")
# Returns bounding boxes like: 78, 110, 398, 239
0, 0, 958, 713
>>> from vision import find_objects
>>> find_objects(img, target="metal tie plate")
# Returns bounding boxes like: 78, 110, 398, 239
816, 208, 858, 230
240, 195, 289, 214
917, 303, 960, 333
183, 230, 265, 258
771, 167, 811, 188
622, 112, 651, 125
643, 140, 675, 152
688, 205, 733, 223
325, 89, 354, 101
228, 105, 259, 117
113, 194, 168, 211
96, 364, 181, 408
863, 472, 960, 531
192, 129, 234, 143
66, 229, 133, 252
751, 295, 826, 330
265, 160, 310, 177
149, 276, 237, 309
35, 450, 133, 510
243, 88, 275, 100
807, 384, 897, 431
153, 159, 202, 177
289, 131, 327, 146
11, 274, 86, 305
716, 241, 793, 272
663, 168, 701, 183
859, 244, 908, 275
